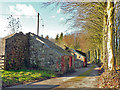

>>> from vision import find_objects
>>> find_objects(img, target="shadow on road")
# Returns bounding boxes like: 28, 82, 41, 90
3, 84, 59, 90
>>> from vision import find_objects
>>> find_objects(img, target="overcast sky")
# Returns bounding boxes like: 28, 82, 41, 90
0, 1, 72, 38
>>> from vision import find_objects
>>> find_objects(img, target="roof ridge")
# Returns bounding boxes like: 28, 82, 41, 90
29, 32, 71, 56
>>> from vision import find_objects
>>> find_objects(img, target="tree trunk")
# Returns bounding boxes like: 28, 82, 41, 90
103, 2, 108, 71
119, 35, 120, 66
97, 48, 100, 64
118, 8, 120, 67
90, 49, 93, 63
118, 28, 120, 67
106, 1, 116, 71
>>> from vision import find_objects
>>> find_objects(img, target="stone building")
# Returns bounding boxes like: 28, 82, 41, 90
4, 32, 29, 70
1, 32, 75, 74
73, 50, 87, 67
64, 45, 87, 68
28, 33, 75, 74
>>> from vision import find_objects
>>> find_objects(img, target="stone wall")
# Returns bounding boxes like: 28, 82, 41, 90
73, 51, 84, 68
5, 32, 29, 70
75, 59, 83, 68
63, 55, 75, 72
28, 33, 62, 72
4, 32, 74, 73
28, 33, 74, 73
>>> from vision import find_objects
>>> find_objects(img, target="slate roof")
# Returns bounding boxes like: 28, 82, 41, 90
75, 50, 86, 57
29, 33, 72, 56
1, 32, 72, 56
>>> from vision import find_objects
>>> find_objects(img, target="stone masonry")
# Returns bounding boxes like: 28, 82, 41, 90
5, 32, 29, 70
3, 32, 75, 74
28, 33, 74, 73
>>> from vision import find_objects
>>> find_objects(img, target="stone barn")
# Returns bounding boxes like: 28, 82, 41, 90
28, 33, 75, 74
1, 32, 75, 74
3, 32, 29, 70
64, 45, 87, 68
74, 50, 87, 67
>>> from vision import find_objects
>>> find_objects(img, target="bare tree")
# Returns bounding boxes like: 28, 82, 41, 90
7, 15, 22, 34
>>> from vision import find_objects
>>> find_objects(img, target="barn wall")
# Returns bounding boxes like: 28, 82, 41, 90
28, 33, 62, 72
75, 59, 83, 68
64, 56, 75, 72
4, 32, 75, 73
5, 32, 29, 70
74, 52, 84, 68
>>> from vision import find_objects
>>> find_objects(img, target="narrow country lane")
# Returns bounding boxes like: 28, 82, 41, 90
52, 64, 99, 89
5, 64, 100, 89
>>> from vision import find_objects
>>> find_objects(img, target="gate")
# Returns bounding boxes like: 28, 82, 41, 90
0, 55, 5, 69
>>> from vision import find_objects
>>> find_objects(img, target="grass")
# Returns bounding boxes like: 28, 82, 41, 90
1, 69, 57, 88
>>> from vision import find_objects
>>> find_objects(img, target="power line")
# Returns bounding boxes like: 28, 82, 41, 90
0, 14, 37, 17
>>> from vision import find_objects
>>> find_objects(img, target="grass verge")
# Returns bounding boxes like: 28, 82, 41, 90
1, 69, 57, 88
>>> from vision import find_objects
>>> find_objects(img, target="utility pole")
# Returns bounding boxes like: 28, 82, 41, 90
37, 13, 39, 36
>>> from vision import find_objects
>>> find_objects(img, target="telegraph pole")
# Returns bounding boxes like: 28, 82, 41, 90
37, 13, 39, 35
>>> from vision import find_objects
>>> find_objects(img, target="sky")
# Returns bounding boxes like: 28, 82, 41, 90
0, 1, 72, 38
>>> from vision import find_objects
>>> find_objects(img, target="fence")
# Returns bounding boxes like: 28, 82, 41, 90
0, 55, 5, 69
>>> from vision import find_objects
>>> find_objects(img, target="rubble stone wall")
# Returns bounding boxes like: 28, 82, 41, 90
4, 32, 75, 73
5, 32, 29, 70
28, 33, 62, 72
75, 59, 83, 68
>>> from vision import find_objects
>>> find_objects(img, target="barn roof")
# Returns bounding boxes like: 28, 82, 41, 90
29, 33, 72, 56
2, 32, 72, 56
63, 45, 86, 57
75, 50, 86, 57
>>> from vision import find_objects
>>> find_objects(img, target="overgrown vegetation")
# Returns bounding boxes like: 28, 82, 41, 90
1, 69, 56, 88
